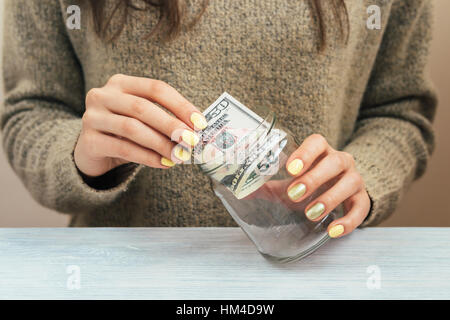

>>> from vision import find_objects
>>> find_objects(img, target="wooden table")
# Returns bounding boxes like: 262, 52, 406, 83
0, 227, 449, 299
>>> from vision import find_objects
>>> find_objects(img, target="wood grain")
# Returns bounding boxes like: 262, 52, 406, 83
0, 227, 449, 299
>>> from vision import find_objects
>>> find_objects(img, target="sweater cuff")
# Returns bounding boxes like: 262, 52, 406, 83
76, 162, 140, 190
341, 112, 432, 227
341, 124, 415, 227
349, 152, 388, 228
49, 120, 143, 213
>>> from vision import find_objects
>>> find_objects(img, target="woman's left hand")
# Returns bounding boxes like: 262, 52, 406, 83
286, 134, 371, 238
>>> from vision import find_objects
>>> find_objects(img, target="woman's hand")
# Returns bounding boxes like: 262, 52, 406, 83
286, 134, 371, 238
74, 74, 208, 177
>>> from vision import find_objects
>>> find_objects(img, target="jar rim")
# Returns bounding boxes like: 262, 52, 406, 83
196, 112, 277, 172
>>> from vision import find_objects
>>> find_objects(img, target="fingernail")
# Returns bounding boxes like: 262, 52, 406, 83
287, 183, 306, 201
190, 112, 208, 130
182, 130, 200, 146
306, 202, 325, 220
287, 159, 304, 175
328, 224, 344, 238
173, 145, 191, 162
161, 157, 175, 167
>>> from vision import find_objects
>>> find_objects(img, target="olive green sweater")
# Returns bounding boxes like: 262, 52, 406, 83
1, 0, 436, 227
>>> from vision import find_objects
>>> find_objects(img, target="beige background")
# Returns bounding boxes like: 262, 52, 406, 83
0, 1, 449, 227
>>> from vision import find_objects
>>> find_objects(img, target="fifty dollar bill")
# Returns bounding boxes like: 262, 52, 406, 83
194, 92, 288, 199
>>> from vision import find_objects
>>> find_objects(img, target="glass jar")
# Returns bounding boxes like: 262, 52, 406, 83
195, 93, 343, 263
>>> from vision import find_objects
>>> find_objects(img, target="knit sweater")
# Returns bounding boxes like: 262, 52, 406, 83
1, 0, 436, 227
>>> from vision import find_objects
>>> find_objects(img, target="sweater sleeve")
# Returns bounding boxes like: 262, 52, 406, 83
343, 0, 437, 227
1, 0, 142, 215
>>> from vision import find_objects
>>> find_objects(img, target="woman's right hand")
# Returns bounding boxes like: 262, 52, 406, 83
74, 74, 208, 177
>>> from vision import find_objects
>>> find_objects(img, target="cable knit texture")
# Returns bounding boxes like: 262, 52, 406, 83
1, 0, 436, 227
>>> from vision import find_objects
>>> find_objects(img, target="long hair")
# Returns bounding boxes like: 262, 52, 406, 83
88, 0, 349, 51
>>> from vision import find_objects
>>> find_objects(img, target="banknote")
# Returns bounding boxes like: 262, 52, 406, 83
195, 92, 288, 199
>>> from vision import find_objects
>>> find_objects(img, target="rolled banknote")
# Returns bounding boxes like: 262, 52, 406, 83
195, 92, 288, 199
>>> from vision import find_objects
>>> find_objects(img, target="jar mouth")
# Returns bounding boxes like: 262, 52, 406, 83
197, 110, 289, 200
195, 112, 277, 173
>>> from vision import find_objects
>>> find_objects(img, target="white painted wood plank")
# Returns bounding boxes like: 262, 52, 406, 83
0, 228, 449, 299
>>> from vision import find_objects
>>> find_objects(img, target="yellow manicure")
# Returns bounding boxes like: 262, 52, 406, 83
182, 130, 200, 146
287, 183, 306, 201
329, 225, 344, 238
190, 112, 208, 130
287, 159, 304, 175
306, 202, 325, 220
161, 157, 175, 167
173, 145, 191, 162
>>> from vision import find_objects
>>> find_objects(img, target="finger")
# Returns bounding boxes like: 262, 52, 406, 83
94, 92, 200, 148
303, 170, 363, 221
327, 190, 371, 238
245, 179, 292, 203
286, 151, 354, 203
285, 134, 332, 176
87, 111, 180, 163
93, 131, 172, 169
107, 75, 208, 130
244, 179, 313, 212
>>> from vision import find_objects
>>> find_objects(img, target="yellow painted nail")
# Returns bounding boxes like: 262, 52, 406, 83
329, 224, 344, 238
173, 145, 191, 162
182, 130, 200, 146
161, 157, 175, 167
287, 159, 304, 175
306, 202, 325, 220
190, 112, 208, 130
287, 183, 306, 201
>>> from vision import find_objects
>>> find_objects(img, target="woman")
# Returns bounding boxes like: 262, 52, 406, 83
1, 0, 436, 238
